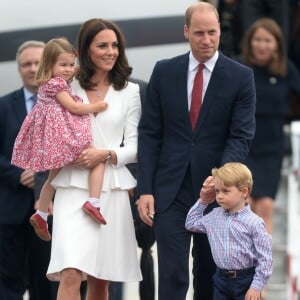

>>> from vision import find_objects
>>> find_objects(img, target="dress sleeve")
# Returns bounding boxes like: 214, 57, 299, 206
44, 77, 71, 99
114, 83, 142, 168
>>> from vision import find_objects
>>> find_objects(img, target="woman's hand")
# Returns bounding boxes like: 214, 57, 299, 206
72, 147, 107, 168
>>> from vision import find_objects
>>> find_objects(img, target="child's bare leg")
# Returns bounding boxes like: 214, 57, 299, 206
89, 163, 105, 199
38, 169, 60, 213
82, 163, 106, 224
30, 168, 60, 241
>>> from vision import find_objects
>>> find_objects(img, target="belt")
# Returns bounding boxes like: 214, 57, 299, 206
218, 267, 255, 279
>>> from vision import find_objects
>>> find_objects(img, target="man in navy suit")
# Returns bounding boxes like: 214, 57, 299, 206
137, 2, 256, 300
0, 40, 58, 300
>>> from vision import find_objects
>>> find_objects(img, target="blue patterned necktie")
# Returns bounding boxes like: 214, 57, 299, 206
30, 94, 37, 111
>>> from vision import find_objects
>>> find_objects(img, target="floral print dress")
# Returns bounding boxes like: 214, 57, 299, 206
11, 77, 92, 171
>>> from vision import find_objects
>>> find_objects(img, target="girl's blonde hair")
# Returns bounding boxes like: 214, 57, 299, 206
212, 162, 253, 195
36, 37, 77, 84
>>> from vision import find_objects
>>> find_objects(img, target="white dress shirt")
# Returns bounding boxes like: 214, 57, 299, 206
187, 51, 219, 110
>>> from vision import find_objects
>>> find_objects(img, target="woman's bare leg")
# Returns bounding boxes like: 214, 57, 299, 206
249, 196, 274, 234
57, 268, 82, 300
86, 275, 109, 300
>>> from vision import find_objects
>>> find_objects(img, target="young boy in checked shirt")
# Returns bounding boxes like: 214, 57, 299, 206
185, 162, 272, 300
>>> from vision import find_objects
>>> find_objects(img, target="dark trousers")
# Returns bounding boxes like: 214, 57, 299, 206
193, 199, 218, 300
154, 167, 216, 300
192, 232, 215, 300
0, 221, 58, 300
109, 282, 123, 300
213, 269, 254, 300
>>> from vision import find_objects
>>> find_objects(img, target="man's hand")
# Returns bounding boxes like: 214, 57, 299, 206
136, 194, 155, 226
20, 170, 35, 189
200, 176, 215, 204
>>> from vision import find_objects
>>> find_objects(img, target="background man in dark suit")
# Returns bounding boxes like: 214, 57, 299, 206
0, 40, 58, 300
136, 2, 256, 300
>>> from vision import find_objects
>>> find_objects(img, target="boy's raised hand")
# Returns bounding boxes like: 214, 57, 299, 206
200, 176, 215, 204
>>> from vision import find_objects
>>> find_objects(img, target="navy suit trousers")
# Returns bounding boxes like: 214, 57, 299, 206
154, 166, 216, 300
213, 269, 254, 300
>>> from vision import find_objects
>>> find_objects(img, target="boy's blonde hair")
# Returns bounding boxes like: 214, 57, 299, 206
212, 162, 253, 195
36, 37, 77, 84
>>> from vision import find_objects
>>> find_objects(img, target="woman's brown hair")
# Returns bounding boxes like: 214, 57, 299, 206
76, 18, 132, 91
241, 18, 287, 76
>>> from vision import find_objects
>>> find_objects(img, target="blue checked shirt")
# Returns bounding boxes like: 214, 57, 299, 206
185, 200, 273, 292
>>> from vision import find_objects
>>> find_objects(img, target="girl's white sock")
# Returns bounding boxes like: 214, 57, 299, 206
36, 210, 48, 221
88, 198, 100, 208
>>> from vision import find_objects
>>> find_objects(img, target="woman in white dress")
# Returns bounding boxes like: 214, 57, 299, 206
47, 18, 142, 300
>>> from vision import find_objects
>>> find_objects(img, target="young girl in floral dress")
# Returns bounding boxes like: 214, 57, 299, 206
12, 37, 109, 241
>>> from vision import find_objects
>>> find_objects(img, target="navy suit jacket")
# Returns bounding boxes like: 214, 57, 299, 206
0, 88, 35, 224
137, 52, 256, 213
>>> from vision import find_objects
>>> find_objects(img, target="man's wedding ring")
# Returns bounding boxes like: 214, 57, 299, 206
148, 212, 155, 220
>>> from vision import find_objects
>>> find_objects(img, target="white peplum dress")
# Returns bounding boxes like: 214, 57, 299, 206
47, 80, 142, 282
